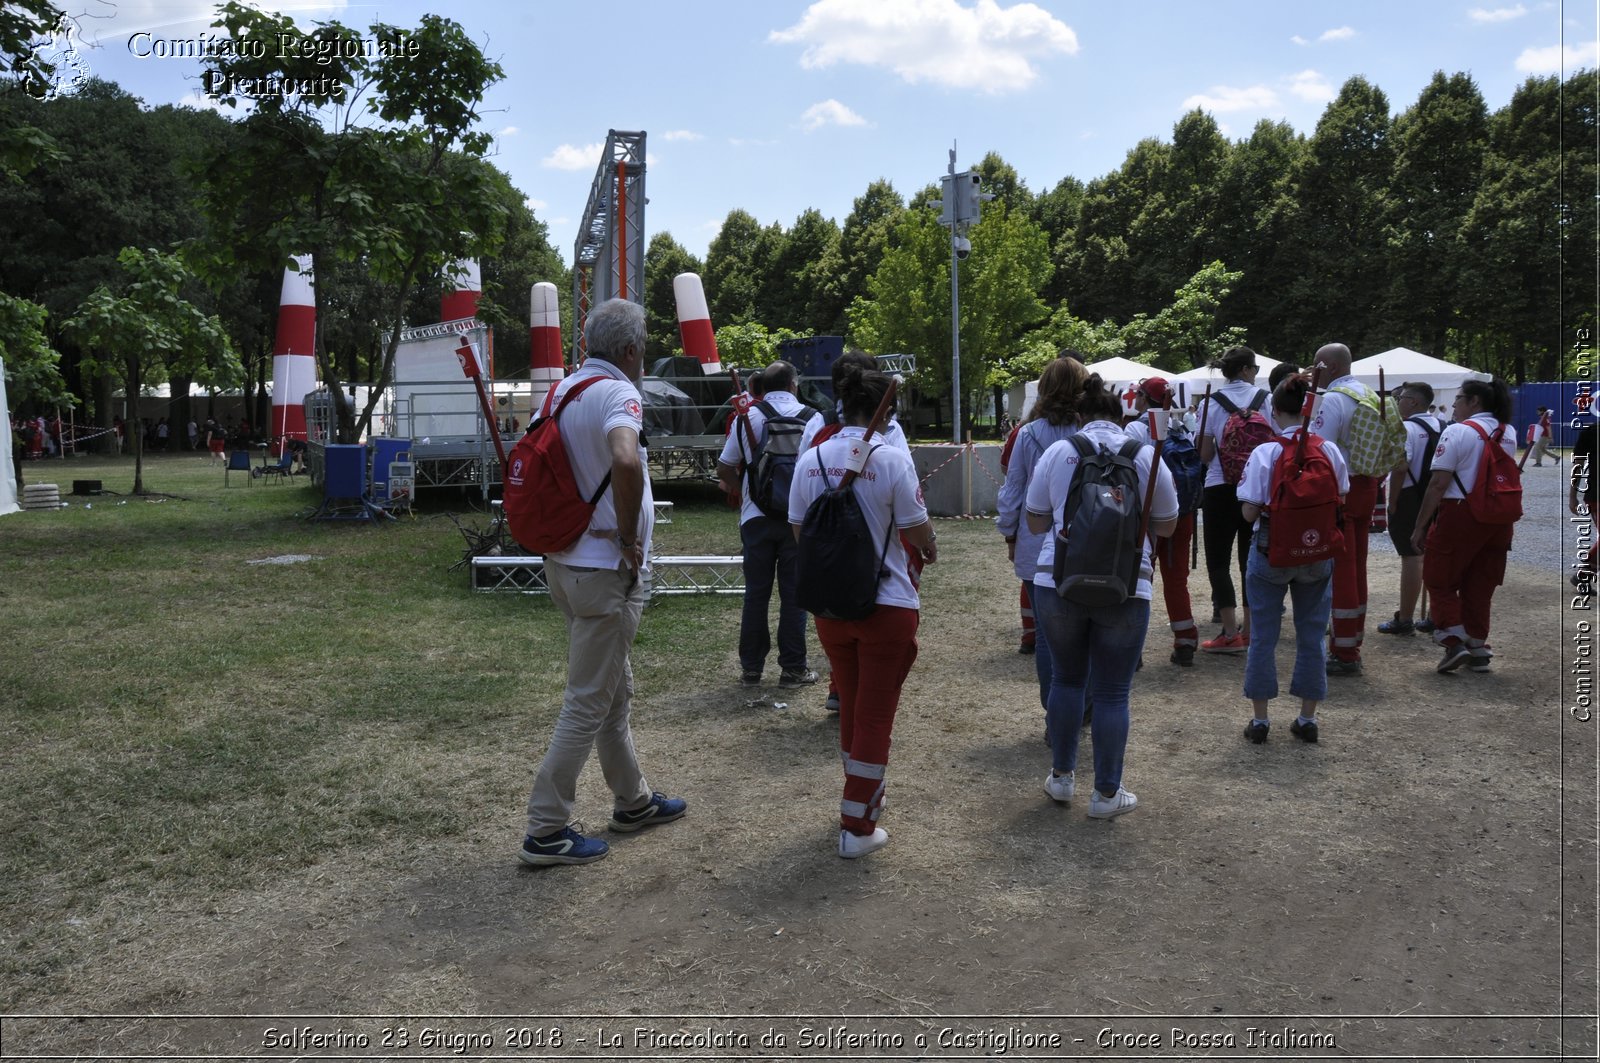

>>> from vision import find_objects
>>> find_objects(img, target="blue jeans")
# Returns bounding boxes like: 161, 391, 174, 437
740, 516, 808, 674
1243, 532, 1333, 704
1034, 589, 1149, 797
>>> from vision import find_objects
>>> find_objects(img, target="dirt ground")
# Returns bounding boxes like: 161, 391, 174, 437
12, 521, 1598, 1061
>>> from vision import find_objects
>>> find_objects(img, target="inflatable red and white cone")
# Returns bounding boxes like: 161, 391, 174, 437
270, 254, 316, 450
529, 282, 564, 416
673, 272, 721, 374
441, 258, 481, 324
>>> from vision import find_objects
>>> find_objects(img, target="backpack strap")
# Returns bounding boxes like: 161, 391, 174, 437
1213, 393, 1240, 416
1247, 390, 1268, 413
545, 375, 614, 503
1450, 419, 1495, 498
1405, 414, 1444, 488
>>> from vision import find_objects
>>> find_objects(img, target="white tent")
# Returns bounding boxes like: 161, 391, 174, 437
0, 356, 19, 517
1350, 348, 1486, 415
1082, 356, 1161, 387
1168, 355, 1283, 408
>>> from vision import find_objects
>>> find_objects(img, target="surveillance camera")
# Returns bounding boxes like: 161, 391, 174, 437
954, 236, 972, 260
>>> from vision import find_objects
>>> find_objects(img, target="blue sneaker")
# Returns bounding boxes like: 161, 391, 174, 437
519, 825, 609, 866
609, 792, 687, 833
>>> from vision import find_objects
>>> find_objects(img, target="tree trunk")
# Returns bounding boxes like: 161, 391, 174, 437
128, 357, 145, 495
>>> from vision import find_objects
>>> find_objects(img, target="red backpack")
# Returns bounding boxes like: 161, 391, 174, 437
1215, 391, 1275, 485
1454, 421, 1523, 525
502, 376, 613, 553
1265, 433, 1344, 567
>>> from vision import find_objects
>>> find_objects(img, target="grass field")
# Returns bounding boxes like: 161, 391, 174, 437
0, 451, 741, 1007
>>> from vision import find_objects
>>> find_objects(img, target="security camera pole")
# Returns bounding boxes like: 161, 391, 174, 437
936, 145, 992, 443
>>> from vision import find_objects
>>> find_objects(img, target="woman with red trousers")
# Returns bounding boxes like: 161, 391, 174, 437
789, 366, 936, 859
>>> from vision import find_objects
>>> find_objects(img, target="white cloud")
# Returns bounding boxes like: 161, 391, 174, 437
1319, 25, 1356, 42
1516, 40, 1600, 72
89, 0, 348, 42
1288, 68, 1335, 102
770, 0, 1079, 94
524, 197, 547, 212
1181, 84, 1280, 113
541, 142, 603, 170
1468, 4, 1528, 23
1291, 34, 1309, 45
498, 125, 519, 138
800, 98, 868, 131
662, 129, 704, 141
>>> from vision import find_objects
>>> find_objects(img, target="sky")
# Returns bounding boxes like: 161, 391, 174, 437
31, 0, 1600, 268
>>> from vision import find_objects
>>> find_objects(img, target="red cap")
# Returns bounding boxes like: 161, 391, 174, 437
1137, 376, 1172, 407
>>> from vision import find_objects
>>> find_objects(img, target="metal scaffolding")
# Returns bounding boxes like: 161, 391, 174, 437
572, 130, 647, 364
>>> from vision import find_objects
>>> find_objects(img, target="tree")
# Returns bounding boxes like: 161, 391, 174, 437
1210, 119, 1305, 357
712, 321, 802, 368
852, 200, 1051, 434
1383, 72, 1489, 359
1278, 76, 1395, 353
812, 178, 904, 336
702, 209, 765, 327
0, 290, 68, 407
0, 0, 65, 181
62, 248, 239, 493
642, 232, 703, 361
192, 4, 506, 443
1118, 261, 1248, 372
1032, 174, 1083, 304
759, 207, 839, 332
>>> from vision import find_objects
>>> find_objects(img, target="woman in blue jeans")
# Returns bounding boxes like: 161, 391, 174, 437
1235, 375, 1350, 743
1025, 375, 1177, 819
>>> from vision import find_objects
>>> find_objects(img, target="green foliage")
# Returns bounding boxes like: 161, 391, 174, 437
702, 209, 765, 327
192, 5, 506, 442
643, 232, 703, 360
0, 289, 68, 405
1119, 260, 1247, 372
853, 199, 1051, 429
712, 321, 802, 368
62, 247, 239, 491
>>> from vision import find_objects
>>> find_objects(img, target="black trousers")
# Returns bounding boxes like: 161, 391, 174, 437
1201, 483, 1251, 612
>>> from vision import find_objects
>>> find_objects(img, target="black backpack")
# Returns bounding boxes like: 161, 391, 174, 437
1405, 414, 1444, 488
796, 446, 894, 620
1052, 435, 1148, 607
739, 400, 815, 521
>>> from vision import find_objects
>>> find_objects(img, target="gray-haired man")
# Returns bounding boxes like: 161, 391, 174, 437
520, 299, 686, 866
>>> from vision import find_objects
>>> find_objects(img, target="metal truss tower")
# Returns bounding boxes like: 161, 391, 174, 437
572, 129, 646, 364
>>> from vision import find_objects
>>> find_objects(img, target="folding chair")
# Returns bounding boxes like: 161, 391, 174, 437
259, 449, 294, 484
224, 449, 254, 487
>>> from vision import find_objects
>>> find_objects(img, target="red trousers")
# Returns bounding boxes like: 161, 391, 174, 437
1329, 475, 1379, 662
1155, 512, 1197, 648
1423, 500, 1512, 645
817, 606, 919, 837
1019, 582, 1036, 647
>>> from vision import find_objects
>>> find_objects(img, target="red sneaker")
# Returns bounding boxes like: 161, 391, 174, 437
1201, 632, 1248, 654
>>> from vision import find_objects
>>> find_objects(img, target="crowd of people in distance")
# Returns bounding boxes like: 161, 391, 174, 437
518, 299, 1590, 870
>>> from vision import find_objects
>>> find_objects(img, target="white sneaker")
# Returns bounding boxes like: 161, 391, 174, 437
1088, 787, 1138, 819
1044, 770, 1075, 803
839, 827, 888, 859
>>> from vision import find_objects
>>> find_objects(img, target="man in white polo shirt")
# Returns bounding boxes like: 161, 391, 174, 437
519, 299, 686, 867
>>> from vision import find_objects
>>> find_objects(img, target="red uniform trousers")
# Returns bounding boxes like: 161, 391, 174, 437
1328, 475, 1380, 663
1019, 582, 1036, 648
817, 606, 919, 837
1423, 499, 1512, 646
1155, 512, 1198, 649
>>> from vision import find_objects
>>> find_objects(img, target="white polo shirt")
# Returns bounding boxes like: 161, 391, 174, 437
718, 390, 816, 526
1025, 419, 1178, 598
544, 360, 655, 573
1430, 414, 1517, 499
1236, 425, 1351, 532
1401, 413, 1448, 488
787, 427, 929, 611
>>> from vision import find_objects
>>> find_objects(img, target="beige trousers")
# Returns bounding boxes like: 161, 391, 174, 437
524, 560, 651, 838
